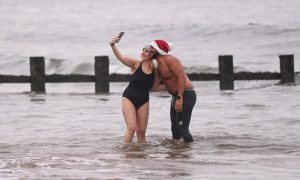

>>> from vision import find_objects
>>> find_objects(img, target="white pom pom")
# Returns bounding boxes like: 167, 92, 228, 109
168, 42, 173, 51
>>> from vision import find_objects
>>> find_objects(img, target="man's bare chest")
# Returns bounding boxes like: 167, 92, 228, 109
158, 64, 173, 80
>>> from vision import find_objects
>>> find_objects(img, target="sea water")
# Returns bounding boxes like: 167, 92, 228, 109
1, 79, 300, 179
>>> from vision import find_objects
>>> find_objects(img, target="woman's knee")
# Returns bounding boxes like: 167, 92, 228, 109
126, 126, 136, 135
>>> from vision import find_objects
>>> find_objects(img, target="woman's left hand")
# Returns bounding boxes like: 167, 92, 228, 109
110, 36, 121, 46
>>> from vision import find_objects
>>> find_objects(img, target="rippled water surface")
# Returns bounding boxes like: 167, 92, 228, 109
1, 79, 300, 179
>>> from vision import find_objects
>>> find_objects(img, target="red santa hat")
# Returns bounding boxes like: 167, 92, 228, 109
150, 40, 173, 55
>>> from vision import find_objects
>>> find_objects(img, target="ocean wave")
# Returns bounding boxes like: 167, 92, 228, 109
0, 58, 254, 75
184, 65, 250, 74
71, 62, 93, 74
192, 23, 300, 38
46, 58, 94, 75
0, 59, 28, 75
46, 58, 66, 74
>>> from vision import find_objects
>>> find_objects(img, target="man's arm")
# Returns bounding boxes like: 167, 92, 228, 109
166, 56, 186, 112
151, 66, 166, 91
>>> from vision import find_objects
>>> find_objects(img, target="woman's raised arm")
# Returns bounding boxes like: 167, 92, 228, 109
110, 36, 139, 69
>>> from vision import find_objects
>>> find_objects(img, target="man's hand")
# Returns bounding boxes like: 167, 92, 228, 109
175, 98, 183, 112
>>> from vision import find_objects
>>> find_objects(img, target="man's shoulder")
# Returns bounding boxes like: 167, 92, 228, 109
165, 55, 180, 64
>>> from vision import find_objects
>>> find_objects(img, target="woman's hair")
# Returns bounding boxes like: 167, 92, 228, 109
143, 45, 156, 60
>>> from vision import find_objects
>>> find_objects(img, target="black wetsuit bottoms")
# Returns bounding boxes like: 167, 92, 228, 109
170, 89, 197, 142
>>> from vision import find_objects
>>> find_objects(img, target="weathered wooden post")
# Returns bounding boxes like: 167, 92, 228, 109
219, 55, 234, 90
279, 54, 295, 84
30, 56, 45, 93
95, 56, 109, 93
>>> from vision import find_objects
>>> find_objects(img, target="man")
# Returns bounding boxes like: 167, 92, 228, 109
150, 40, 197, 142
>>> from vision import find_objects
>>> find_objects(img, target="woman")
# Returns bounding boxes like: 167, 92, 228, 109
110, 35, 163, 143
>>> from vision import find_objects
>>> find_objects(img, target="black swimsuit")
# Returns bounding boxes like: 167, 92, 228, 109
122, 63, 154, 109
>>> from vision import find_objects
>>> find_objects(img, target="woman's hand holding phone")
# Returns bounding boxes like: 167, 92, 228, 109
110, 32, 125, 46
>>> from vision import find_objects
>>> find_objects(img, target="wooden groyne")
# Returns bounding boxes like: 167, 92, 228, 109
0, 54, 296, 93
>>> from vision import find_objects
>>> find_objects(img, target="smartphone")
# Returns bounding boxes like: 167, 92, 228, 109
118, 32, 125, 38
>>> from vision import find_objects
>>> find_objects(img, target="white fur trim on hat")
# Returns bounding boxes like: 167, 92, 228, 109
167, 42, 173, 51
150, 41, 167, 55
